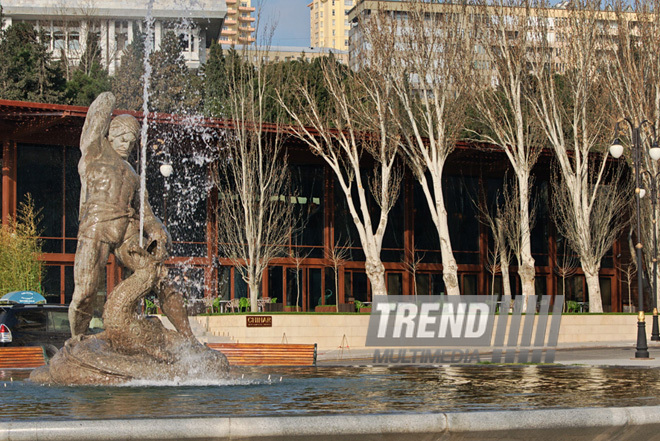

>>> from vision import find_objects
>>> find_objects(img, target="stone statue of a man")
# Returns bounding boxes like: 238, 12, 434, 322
70, 91, 193, 341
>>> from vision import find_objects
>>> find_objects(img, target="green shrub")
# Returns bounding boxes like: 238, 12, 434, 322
565, 300, 580, 313
0, 195, 44, 295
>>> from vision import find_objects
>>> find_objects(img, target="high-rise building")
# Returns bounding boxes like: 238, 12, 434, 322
220, 0, 256, 45
308, 0, 354, 50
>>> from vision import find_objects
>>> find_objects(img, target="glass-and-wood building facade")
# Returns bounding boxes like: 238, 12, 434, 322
0, 100, 626, 311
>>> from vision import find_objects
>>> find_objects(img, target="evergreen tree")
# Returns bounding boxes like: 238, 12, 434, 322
111, 24, 145, 111
202, 40, 226, 117
64, 63, 111, 106
65, 32, 110, 106
148, 31, 201, 114
0, 22, 66, 103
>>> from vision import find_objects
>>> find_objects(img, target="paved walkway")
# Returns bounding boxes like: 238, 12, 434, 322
316, 341, 660, 367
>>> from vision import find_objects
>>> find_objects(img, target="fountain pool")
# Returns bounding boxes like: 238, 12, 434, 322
4, 364, 660, 421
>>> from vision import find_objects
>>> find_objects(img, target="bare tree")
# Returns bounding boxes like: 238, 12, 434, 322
325, 234, 351, 312
529, 0, 621, 312
212, 38, 297, 313
403, 243, 425, 298
473, 179, 515, 298
501, 175, 538, 297
554, 238, 580, 309
605, 0, 660, 309
278, 49, 402, 297
366, 1, 476, 295
616, 231, 637, 312
290, 228, 312, 312
549, 161, 633, 312
469, 0, 545, 300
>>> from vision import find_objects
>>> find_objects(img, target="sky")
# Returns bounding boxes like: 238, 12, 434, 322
254, 0, 311, 48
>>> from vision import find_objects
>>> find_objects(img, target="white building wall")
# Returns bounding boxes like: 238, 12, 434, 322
0, 0, 226, 71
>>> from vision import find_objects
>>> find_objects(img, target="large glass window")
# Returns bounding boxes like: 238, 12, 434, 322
531, 180, 549, 266
345, 270, 368, 302
307, 268, 323, 309
268, 266, 283, 303
17, 144, 80, 254
333, 175, 364, 261
413, 180, 441, 263
446, 176, 480, 264
291, 165, 324, 257
286, 268, 303, 309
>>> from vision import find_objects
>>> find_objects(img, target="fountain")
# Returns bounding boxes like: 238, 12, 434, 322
29, 91, 228, 385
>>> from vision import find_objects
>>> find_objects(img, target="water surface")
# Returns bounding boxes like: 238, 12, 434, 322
2, 365, 659, 421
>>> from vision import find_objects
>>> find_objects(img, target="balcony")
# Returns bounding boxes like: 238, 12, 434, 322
221, 29, 237, 36
238, 35, 255, 43
224, 18, 237, 25
238, 15, 255, 22
227, 8, 237, 14
226, 0, 236, 3
238, 25, 255, 32
238, 6, 256, 12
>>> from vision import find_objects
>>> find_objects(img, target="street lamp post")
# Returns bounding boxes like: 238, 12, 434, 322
160, 163, 173, 226
642, 170, 660, 341
609, 119, 660, 358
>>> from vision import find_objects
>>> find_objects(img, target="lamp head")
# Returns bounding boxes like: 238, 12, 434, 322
609, 138, 624, 159
650, 141, 660, 161
160, 163, 174, 178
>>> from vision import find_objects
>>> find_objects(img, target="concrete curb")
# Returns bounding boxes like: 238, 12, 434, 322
2, 406, 660, 440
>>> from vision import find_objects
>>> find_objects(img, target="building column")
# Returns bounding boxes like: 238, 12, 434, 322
107, 20, 116, 75
128, 20, 134, 45
80, 20, 88, 50
2, 141, 17, 224
155, 21, 162, 51
99, 20, 108, 69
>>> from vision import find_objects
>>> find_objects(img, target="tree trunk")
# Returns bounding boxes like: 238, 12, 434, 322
583, 265, 603, 313
249, 280, 259, 313
437, 212, 460, 296
518, 174, 536, 299
501, 254, 512, 298
365, 257, 387, 297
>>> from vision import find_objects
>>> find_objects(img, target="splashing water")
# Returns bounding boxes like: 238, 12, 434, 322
139, 0, 156, 248
134, 0, 228, 301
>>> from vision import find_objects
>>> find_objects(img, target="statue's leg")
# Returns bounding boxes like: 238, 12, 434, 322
156, 279, 196, 342
70, 238, 111, 337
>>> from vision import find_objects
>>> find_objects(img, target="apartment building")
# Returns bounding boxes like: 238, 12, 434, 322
220, 0, 256, 45
308, 0, 355, 50
223, 44, 348, 65
346, 0, 625, 72
0, 0, 227, 73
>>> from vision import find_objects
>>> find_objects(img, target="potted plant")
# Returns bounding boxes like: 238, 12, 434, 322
355, 300, 371, 313
264, 298, 283, 312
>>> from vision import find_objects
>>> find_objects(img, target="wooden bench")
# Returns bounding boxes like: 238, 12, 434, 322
0, 346, 47, 369
206, 343, 317, 366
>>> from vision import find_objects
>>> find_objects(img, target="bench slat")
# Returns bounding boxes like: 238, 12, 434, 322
0, 346, 46, 368
206, 343, 317, 366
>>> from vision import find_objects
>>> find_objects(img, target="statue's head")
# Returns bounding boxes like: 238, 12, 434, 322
108, 114, 141, 159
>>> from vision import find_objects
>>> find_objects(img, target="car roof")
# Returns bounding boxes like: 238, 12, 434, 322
0, 304, 68, 310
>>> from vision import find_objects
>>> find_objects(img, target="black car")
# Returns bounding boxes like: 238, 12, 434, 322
0, 304, 72, 358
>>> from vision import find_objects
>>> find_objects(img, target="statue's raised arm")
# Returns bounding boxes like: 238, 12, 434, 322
80, 92, 116, 159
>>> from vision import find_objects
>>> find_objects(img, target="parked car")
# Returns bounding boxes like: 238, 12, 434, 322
0, 304, 72, 358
